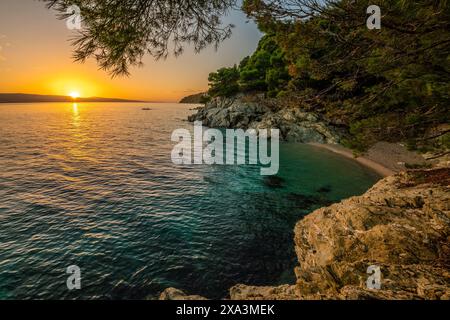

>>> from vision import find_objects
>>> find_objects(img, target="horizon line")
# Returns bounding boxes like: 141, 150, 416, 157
0, 92, 180, 104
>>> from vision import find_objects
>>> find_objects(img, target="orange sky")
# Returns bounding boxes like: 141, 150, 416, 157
0, 1, 261, 102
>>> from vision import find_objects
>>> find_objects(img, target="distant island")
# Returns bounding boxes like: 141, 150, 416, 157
179, 92, 206, 104
0, 93, 146, 104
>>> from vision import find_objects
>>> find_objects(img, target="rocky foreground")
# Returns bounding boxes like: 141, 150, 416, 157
161, 168, 450, 300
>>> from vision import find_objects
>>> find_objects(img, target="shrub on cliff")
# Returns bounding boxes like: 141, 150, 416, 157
208, 66, 240, 98
239, 35, 290, 96
206, 35, 290, 99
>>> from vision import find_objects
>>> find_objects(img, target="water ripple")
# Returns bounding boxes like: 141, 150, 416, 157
0, 102, 380, 299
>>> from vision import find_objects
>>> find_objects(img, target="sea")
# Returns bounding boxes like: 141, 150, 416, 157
0, 102, 380, 299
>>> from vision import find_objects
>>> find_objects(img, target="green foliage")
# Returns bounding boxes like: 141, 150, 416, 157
207, 35, 290, 98
239, 0, 450, 152
239, 35, 288, 95
208, 66, 240, 98
441, 133, 450, 149
405, 163, 432, 169
199, 95, 211, 104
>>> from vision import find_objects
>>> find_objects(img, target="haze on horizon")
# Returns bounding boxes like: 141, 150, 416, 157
0, 1, 261, 102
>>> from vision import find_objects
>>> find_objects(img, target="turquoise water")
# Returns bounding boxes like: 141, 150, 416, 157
0, 103, 380, 299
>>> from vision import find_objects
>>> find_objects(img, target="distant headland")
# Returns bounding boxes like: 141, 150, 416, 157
179, 92, 206, 104
0, 93, 147, 104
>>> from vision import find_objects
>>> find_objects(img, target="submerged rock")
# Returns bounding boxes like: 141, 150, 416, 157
285, 193, 332, 210
316, 185, 332, 194
263, 176, 286, 189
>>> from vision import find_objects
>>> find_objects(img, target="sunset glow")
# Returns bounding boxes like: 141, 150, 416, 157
69, 91, 80, 99
0, 1, 260, 102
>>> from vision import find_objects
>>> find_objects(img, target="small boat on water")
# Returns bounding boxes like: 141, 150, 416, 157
142, 107, 152, 111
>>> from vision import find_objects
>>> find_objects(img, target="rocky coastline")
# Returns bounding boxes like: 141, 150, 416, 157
187, 95, 343, 144
160, 96, 449, 300
161, 168, 450, 300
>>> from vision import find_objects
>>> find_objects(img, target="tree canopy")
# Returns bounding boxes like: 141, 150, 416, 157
43, 0, 237, 76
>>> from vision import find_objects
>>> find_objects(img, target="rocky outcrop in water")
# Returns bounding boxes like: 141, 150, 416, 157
160, 168, 450, 300
188, 95, 342, 144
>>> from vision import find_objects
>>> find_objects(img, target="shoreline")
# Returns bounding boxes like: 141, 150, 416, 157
309, 142, 430, 177
309, 143, 396, 177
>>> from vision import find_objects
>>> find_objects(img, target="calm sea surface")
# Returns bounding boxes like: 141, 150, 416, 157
0, 102, 380, 299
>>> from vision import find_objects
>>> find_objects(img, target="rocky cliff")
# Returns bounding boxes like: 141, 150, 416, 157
161, 168, 450, 300
188, 95, 343, 144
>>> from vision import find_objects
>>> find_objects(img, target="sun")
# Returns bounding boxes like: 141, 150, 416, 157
69, 91, 80, 99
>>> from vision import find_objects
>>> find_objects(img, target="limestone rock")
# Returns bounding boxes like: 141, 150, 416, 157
159, 287, 208, 300
188, 95, 341, 144
292, 168, 450, 300
229, 284, 300, 300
